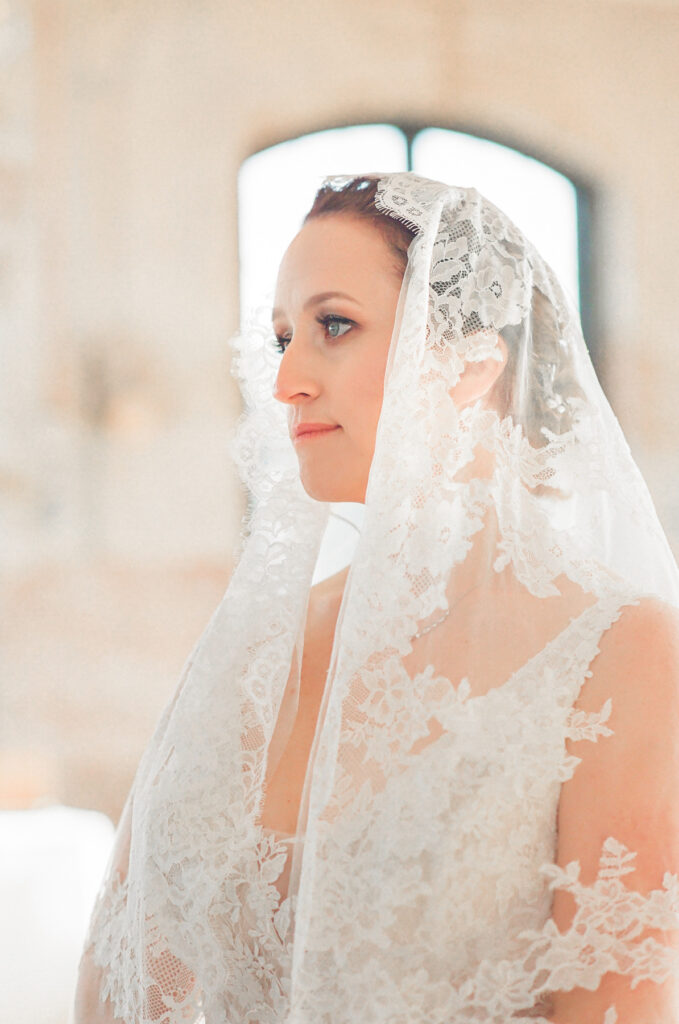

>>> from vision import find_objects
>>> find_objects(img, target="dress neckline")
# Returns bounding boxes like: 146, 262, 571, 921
261, 824, 305, 841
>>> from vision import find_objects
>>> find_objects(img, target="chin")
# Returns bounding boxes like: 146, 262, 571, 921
300, 472, 365, 505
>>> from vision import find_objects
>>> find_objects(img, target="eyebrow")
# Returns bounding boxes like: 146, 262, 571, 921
271, 290, 360, 321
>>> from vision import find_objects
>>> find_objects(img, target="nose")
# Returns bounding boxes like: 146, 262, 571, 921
272, 334, 321, 406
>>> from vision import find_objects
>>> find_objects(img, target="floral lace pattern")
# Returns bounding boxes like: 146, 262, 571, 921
83, 588, 679, 1024
75, 173, 679, 1024
287, 590, 679, 1024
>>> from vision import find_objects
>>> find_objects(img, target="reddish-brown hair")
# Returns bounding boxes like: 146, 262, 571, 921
303, 176, 418, 278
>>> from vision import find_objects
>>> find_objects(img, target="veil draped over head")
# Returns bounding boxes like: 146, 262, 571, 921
76, 172, 679, 1024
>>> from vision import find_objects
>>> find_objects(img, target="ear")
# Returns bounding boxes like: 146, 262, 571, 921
449, 333, 508, 409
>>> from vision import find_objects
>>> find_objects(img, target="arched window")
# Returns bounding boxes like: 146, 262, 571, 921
238, 122, 590, 356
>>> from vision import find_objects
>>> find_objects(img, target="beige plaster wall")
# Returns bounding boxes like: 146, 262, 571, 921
2, 0, 678, 821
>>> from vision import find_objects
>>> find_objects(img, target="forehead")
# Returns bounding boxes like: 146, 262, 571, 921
273, 215, 397, 314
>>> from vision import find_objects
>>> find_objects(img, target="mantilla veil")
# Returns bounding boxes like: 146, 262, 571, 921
75, 172, 679, 1023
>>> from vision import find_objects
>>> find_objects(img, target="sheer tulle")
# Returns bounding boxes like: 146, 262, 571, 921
74, 172, 679, 1024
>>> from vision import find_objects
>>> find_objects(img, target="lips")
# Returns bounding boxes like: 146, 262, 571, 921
292, 422, 341, 441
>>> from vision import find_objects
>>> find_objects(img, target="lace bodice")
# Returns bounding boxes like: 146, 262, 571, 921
81, 586, 679, 1024
100, 586, 649, 1024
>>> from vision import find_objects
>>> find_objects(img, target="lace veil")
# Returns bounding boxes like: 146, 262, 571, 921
75, 172, 679, 1023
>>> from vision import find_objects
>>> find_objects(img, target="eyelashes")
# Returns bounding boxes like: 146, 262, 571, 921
272, 314, 354, 354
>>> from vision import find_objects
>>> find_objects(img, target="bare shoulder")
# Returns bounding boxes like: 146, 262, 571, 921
606, 593, 679, 651
556, 593, 679, 893
574, 594, 679, 717
552, 593, 679, 1024
564, 596, 679, 812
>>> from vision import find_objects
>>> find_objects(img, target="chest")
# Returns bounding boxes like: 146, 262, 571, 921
257, 614, 335, 836
255, 588, 594, 836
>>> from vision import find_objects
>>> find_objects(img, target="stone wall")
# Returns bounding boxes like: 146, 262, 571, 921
2, 0, 678, 822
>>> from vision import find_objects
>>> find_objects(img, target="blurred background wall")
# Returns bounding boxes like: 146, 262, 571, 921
2, 0, 679, 830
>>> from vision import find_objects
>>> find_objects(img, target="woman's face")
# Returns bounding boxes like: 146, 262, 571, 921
271, 213, 509, 504
272, 215, 403, 503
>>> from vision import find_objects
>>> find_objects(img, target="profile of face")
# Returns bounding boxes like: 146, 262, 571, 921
272, 214, 507, 504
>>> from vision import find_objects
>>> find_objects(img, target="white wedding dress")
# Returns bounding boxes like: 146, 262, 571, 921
74, 173, 679, 1024
204, 589, 649, 1023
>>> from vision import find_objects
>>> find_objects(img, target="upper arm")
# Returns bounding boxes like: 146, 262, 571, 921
550, 598, 679, 1023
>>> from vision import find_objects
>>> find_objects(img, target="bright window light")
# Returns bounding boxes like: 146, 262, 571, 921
413, 128, 580, 311
237, 125, 408, 323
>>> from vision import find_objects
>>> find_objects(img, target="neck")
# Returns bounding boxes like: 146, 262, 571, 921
448, 499, 502, 599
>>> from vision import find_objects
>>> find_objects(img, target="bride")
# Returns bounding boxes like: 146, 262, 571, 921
74, 172, 679, 1023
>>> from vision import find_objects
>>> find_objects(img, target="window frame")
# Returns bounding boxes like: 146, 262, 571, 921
239, 118, 601, 378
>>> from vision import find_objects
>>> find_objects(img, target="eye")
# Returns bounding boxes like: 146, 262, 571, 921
318, 314, 354, 340
272, 333, 290, 354
271, 315, 354, 354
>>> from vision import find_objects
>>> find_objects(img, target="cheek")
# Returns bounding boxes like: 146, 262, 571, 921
341, 350, 388, 448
